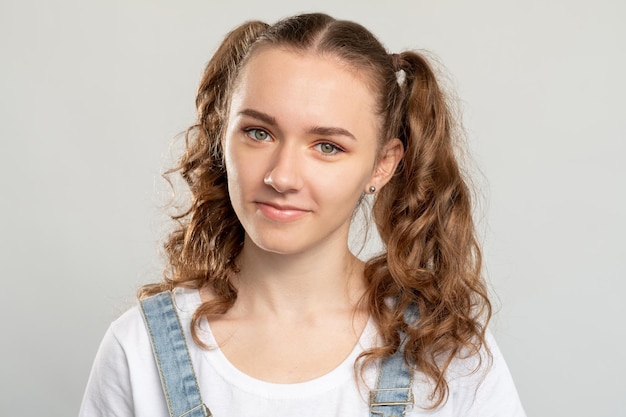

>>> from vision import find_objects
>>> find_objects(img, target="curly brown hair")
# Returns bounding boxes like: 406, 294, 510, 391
139, 12, 491, 409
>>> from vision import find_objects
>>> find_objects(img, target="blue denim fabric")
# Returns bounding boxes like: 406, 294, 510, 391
369, 304, 417, 417
369, 350, 413, 417
140, 291, 211, 417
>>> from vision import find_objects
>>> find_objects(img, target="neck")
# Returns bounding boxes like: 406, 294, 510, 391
231, 235, 366, 318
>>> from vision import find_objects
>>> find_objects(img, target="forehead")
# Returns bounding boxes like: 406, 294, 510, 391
229, 48, 380, 136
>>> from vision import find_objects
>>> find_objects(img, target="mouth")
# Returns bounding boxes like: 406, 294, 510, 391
255, 202, 311, 222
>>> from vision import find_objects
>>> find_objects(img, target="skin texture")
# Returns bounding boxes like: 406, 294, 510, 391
224, 48, 390, 257
207, 48, 403, 383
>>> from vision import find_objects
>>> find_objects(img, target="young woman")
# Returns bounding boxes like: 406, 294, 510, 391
80, 13, 526, 417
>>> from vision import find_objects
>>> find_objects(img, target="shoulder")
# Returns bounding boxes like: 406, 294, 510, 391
439, 330, 526, 417
371, 327, 525, 417
109, 287, 202, 348
87, 287, 203, 383
78, 304, 149, 417
79, 288, 203, 417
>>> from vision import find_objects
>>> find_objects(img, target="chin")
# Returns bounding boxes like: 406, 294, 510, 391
243, 231, 314, 256
250, 239, 306, 256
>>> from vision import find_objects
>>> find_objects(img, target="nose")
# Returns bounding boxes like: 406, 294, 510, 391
263, 143, 303, 193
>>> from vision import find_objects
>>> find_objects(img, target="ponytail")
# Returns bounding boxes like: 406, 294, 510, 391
363, 51, 491, 408
139, 21, 269, 318
195, 21, 270, 143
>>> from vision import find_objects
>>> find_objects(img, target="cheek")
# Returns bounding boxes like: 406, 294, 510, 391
223, 141, 244, 200
224, 137, 245, 183
223, 136, 235, 172
316, 166, 371, 204
224, 140, 265, 202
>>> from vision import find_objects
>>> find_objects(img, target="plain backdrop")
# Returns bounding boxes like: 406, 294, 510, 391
1, 1, 625, 416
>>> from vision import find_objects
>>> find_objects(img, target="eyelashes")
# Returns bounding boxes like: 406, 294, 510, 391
245, 128, 271, 142
314, 142, 343, 155
243, 128, 345, 156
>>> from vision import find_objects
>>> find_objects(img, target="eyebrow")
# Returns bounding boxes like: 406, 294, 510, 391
239, 109, 276, 126
308, 126, 355, 140
238, 108, 356, 140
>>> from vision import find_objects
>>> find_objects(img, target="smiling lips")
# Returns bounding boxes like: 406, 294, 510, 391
256, 202, 311, 222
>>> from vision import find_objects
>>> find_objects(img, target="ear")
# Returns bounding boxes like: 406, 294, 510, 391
368, 138, 404, 191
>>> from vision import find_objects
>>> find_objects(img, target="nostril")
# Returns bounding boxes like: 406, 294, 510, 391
262, 145, 304, 193
263, 167, 302, 193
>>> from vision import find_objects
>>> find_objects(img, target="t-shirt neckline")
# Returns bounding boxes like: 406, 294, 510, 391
173, 286, 376, 399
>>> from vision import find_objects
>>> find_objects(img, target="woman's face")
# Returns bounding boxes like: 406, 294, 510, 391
223, 47, 388, 256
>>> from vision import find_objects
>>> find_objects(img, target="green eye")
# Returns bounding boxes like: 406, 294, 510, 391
320, 143, 334, 153
317, 142, 340, 154
247, 129, 270, 141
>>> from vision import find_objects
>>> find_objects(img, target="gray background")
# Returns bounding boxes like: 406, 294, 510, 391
1, 0, 625, 416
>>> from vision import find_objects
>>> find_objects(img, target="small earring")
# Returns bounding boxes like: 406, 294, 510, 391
369, 186, 376, 194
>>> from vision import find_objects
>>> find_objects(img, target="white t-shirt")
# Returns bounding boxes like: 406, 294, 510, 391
79, 288, 526, 417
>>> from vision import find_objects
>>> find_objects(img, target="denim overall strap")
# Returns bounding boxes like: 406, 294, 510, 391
140, 291, 211, 417
369, 304, 419, 417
